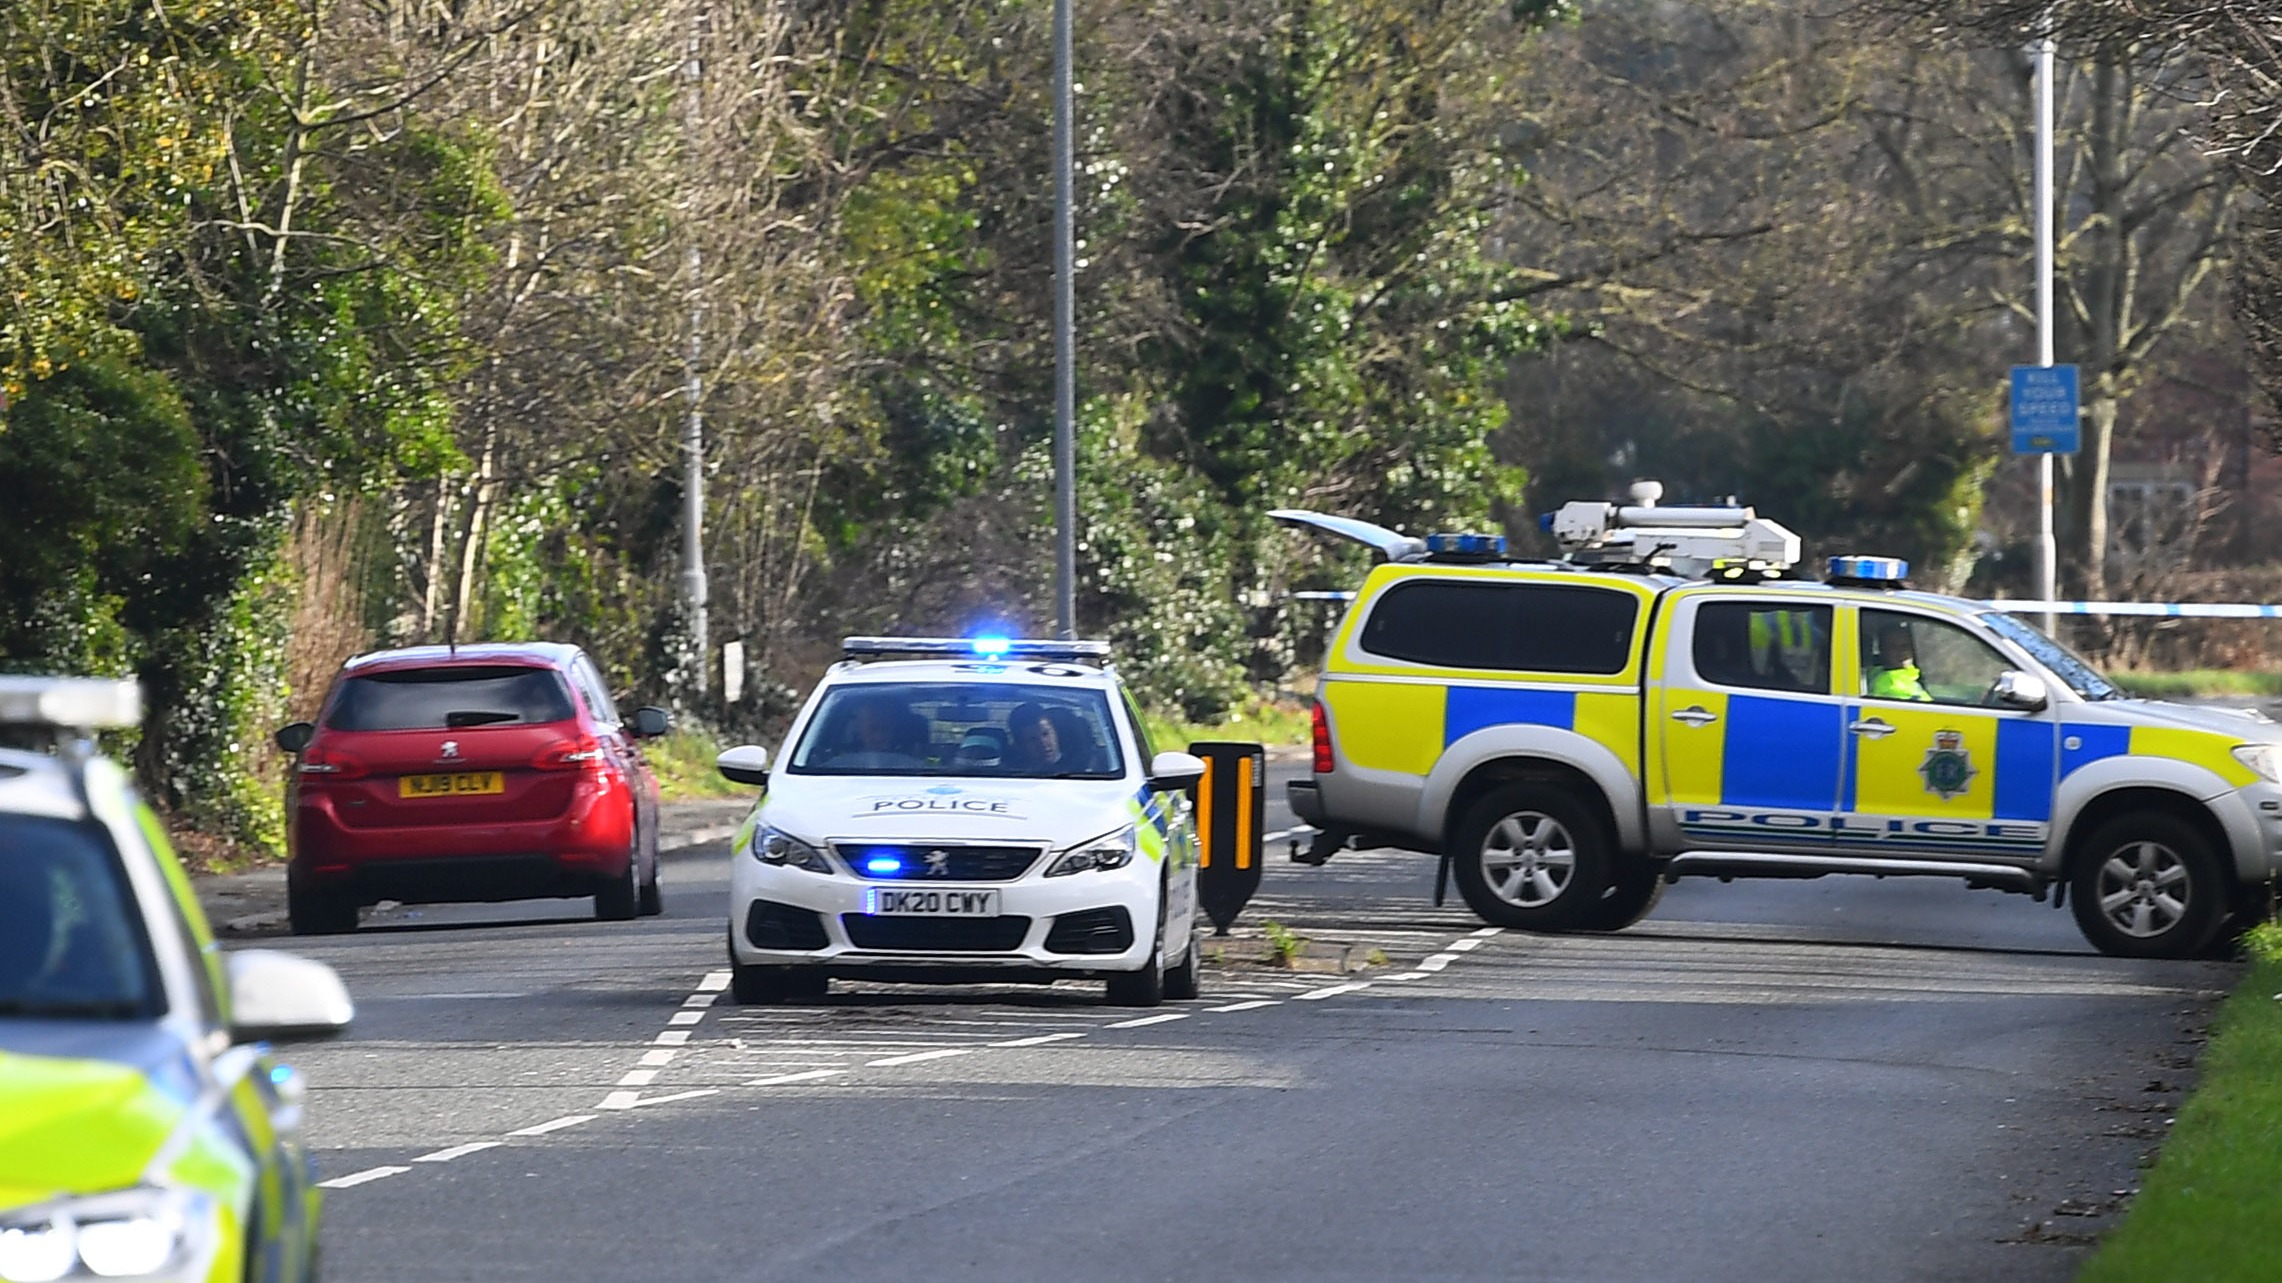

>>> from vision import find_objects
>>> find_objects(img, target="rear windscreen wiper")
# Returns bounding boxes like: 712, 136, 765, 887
444, 710, 520, 727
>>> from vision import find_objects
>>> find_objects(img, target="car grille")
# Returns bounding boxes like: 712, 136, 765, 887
1043, 907, 1135, 955
841, 915, 1033, 952
834, 844, 1043, 881
745, 900, 829, 951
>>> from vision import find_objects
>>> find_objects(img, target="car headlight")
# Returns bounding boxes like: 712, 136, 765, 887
0, 1186, 218, 1282
2233, 744, 2282, 784
751, 826, 831, 874
1045, 827, 1136, 877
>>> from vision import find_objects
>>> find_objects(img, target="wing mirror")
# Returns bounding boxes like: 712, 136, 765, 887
273, 722, 315, 754
716, 744, 772, 786
630, 706, 671, 738
1994, 671, 2050, 711
227, 949, 354, 1043
1148, 750, 1208, 791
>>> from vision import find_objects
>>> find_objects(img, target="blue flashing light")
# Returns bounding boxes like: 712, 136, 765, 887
864, 856, 903, 875
1829, 555, 1909, 582
1426, 532, 1508, 558
971, 635, 1012, 657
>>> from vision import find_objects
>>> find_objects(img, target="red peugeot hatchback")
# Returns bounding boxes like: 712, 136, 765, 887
274, 643, 669, 934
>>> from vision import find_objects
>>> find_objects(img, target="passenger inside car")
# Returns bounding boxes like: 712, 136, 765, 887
828, 696, 929, 767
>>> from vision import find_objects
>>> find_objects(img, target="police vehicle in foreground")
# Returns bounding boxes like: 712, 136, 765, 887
1277, 489, 2282, 959
0, 678, 353, 1283
715, 638, 1207, 1006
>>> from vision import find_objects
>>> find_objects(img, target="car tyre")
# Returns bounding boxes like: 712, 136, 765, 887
1575, 857, 1666, 933
594, 851, 640, 922
637, 841, 663, 918
1449, 782, 1613, 932
286, 877, 357, 936
2069, 812, 2228, 959
1162, 927, 1200, 1001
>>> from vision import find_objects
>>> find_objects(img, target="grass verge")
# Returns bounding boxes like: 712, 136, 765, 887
643, 727, 744, 801
2074, 926, 2282, 1282
1142, 692, 1311, 754
2109, 670, 2282, 699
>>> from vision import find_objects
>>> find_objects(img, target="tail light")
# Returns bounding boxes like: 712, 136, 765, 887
1311, 701, 1334, 773
533, 734, 606, 770
296, 744, 369, 779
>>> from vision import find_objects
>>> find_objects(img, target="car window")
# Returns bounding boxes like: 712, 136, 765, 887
1357, 580, 1638, 675
1121, 689, 1159, 762
788, 683, 1127, 779
1979, 611, 2121, 700
572, 658, 621, 726
1861, 610, 2014, 706
1692, 602, 1831, 695
0, 816, 160, 1019
325, 666, 577, 731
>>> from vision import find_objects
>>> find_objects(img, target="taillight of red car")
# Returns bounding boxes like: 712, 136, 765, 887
532, 734, 606, 771
297, 744, 370, 780
1311, 700, 1334, 773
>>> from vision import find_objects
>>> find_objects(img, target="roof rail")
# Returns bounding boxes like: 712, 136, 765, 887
0, 677, 142, 731
841, 636, 1112, 664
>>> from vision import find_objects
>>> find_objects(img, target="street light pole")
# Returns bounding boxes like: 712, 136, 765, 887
1051, 0, 1077, 640
682, 5, 710, 692
2034, 22, 2057, 637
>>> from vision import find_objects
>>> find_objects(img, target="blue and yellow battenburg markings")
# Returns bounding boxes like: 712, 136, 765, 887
1129, 786, 1170, 861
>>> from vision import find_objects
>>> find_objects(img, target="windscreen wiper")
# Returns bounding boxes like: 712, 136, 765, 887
444, 710, 521, 727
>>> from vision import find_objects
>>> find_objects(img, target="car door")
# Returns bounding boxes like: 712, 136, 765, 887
1837, 607, 2054, 862
574, 656, 657, 849
1652, 592, 1845, 850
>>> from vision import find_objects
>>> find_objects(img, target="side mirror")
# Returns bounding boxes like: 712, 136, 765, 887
227, 949, 354, 1042
1994, 671, 2050, 711
631, 706, 671, 739
273, 722, 315, 754
716, 744, 772, 786
1148, 750, 1208, 791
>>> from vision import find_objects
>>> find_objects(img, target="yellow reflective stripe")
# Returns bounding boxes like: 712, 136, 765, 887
1322, 679, 1443, 775
2131, 727, 2260, 787
1657, 688, 1728, 807
1573, 692, 1641, 776
1195, 759, 1214, 868
1235, 762, 1253, 870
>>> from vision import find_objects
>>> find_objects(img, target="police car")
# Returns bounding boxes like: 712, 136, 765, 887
0, 677, 353, 1283
714, 638, 1207, 1006
1278, 493, 2282, 959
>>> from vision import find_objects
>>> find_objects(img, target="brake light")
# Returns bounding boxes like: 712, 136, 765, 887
533, 735, 605, 770
297, 745, 369, 780
1311, 701, 1334, 773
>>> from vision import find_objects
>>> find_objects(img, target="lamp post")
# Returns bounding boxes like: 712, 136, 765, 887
2034, 21, 2057, 637
1051, 0, 1077, 640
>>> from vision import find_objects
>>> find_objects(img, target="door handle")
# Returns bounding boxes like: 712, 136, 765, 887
1671, 706, 1719, 727
1849, 718, 1896, 739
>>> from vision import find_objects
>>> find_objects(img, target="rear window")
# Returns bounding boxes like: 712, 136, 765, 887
1357, 580, 1639, 674
0, 817, 159, 1020
325, 666, 576, 731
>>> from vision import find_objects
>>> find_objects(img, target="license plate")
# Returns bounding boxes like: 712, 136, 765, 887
398, 772, 506, 798
862, 888, 1001, 916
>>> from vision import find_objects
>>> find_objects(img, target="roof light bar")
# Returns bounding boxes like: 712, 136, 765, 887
0, 677, 143, 730
1548, 498, 1801, 578
1828, 555, 1910, 584
841, 636, 1112, 664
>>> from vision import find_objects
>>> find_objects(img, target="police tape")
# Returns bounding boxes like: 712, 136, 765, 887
1984, 601, 2282, 619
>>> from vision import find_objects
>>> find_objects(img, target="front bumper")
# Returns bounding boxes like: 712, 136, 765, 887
728, 854, 1158, 974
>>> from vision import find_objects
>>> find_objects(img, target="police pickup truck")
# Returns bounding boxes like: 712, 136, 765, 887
1276, 495, 2282, 959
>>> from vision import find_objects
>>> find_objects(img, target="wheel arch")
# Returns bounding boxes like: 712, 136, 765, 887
2061, 786, 2233, 884
1440, 756, 1624, 858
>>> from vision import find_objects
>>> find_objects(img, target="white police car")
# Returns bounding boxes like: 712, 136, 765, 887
715, 638, 1206, 1006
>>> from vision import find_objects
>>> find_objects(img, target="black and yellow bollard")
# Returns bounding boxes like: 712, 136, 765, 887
1188, 740, 1265, 935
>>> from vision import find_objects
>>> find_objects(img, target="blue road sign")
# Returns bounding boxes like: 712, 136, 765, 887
2009, 364, 2080, 454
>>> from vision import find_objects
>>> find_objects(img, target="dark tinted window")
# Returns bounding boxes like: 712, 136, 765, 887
1357, 581, 1639, 674
1692, 602, 1832, 694
0, 817, 159, 1019
325, 666, 576, 731
789, 683, 1126, 779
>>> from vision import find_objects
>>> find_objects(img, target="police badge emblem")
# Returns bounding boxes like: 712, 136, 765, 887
1919, 729, 1977, 800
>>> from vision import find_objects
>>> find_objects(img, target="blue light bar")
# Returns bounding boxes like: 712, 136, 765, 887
971, 635, 1011, 657
841, 636, 1112, 663
865, 856, 902, 874
1828, 555, 1909, 582
1426, 532, 1508, 558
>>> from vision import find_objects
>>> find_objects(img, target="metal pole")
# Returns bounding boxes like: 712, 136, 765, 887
682, 7, 710, 692
2034, 25, 2057, 638
1051, 0, 1077, 640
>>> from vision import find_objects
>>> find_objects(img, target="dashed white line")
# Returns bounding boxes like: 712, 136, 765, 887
507, 1115, 595, 1137
415, 1142, 502, 1163
653, 1030, 690, 1046
319, 1166, 410, 1189
624, 1089, 717, 1109
683, 993, 719, 1008
638, 1049, 677, 1067
617, 1069, 659, 1087
1296, 982, 1371, 1001
666, 1010, 705, 1026
868, 1048, 975, 1067
1206, 1000, 1281, 1012
1418, 954, 1457, 971
1382, 972, 1431, 982
1445, 938, 1484, 953
991, 1032, 1087, 1048
697, 970, 731, 992
748, 1069, 847, 1087
1470, 927, 1505, 938
1106, 1012, 1191, 1028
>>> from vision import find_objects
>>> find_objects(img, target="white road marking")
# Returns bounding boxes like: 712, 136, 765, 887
666, 1010, 705, 1026
1418, 954, 1456, 971
653, 1030, 690, 1046
683, 993, 719, 1008
617, 1069, 658, 1087
1445, 938, 1484, 953
415, 1142, 502, 1163
1295, 982, 1370, 1001
1206, 1000, 1281, 1012
697, 970, 731, 992
1381, 972, 1431, 982
1105, 1013, 1190, 1028
1470, 927, 1506, 938
319, 1166, 411, 1189
991, 1032, 1087, 1047
748, 1069, 847, 1087
599, 1091, 640, 1110
638, 1050, 676, 1067
627, 1089, 718, 1109
507, 1115, 595, 1137
867, 1048, 974, 1067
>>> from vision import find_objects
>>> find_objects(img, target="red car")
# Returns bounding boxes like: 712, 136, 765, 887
275, 643, 669, 934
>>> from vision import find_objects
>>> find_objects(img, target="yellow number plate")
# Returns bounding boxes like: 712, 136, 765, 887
398, 772, 506, 798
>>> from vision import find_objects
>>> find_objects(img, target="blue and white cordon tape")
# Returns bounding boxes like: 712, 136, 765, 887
1983, 601, 2282, 619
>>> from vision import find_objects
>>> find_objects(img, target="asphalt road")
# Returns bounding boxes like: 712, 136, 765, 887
272, 763, 2234, 1282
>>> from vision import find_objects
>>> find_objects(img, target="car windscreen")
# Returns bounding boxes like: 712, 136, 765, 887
0, 817, 160, 1020
787, 683, 1126, 779
325, 665, 578, 731
1978, 612, 2121, 700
